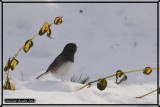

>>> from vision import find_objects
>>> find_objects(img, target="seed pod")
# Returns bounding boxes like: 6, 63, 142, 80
97, 78, 107, 91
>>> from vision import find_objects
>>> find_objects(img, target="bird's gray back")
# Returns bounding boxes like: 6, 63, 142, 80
46, 55, 68, 73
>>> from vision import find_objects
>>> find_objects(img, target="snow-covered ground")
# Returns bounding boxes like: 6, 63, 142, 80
2, 3, 158, 104
3, 77, 157, 104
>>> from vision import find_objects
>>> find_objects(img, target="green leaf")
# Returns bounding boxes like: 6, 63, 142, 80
143, 67, 152, 75
23, 39, 33, 53
10, 58, 19, 71
4, 58, 11, 72
54, 16, 63, 25
116, 70, 127, 84
97, 78, 107, 91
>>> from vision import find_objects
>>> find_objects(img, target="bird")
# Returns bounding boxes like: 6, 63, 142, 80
36, 43, 77, 81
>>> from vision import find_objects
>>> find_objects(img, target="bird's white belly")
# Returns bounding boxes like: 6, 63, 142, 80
53, 62, 73, 76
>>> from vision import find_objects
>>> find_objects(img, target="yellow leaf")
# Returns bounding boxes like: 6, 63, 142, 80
10, 83, 15, 90
54, 16, 63, 25
39, 22, 50, 36
10, 58, 19, 71
3, 78, 15, 90
23, 40, 33, 53
4, 58, 11, 72
47, 28, 52, 38
116, 70, 123, 77
143, 67, 152, 75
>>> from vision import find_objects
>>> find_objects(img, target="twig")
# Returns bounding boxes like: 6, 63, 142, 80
13, 45, 24, 59
7, 69, 10, 79
30, 34, 39, 40
5, 21, 55, 84
78, 73, 82, 83
77, 68, 159, 91
12, 33, 40, 59
136, 87, 160, 99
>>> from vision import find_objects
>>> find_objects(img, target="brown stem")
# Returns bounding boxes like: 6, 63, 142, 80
13, 45, 25, 59
6, 34, 39, 83
30, 34, 39, 40
4, 21, 55, 89
7, 69, 10, 79
11, 20, 55, 60
135, 87, 160, 99
77, 68, 159, 91
12, 34, 39, 59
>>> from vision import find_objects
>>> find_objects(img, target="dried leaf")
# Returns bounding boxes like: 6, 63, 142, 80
39, 22, 50, 36
143, 67, 152, 75
3, 78, 15, 90
54, 16, 63, 25
47, 28, 52, 38
97, 78, 107, 91
116, 70, 123, 77
23, 39, 33, 53
116, 70, 127, 84
4, 58, 11, 72
116, 75, 127, 85
10, 58, 19, 71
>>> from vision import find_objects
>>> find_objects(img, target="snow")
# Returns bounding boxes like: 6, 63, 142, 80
3, 77, 157, 104
1, 2, 158, 104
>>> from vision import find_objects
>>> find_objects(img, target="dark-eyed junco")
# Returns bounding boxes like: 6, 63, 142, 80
36, 43, 77, 81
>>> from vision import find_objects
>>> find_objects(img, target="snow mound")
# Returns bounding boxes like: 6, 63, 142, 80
3, 77, 157, 104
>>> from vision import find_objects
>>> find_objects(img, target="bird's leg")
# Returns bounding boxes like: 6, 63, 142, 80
61, 76, 64, 82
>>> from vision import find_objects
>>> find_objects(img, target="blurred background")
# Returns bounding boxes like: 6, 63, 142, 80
2, 3, 157, 85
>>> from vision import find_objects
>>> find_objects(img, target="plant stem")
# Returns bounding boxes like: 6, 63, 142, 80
7, 69, 10, 79
12, 34, 39, 59
5, 34, 39, 84
4, 20, 55, 89
13, 45, 25, 59
77, 68, 159, 91
135, 87, 160, 99
31, 33, 39, 40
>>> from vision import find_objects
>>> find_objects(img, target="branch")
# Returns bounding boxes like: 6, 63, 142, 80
77, 68, 159, 91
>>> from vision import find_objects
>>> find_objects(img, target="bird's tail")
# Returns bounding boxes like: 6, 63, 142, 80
36, 71, 49, 79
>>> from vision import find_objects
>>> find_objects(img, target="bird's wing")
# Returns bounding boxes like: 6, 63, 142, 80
46, 55, 67, 72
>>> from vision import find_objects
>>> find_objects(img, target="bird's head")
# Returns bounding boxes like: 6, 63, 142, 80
62, 43, 77, 56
